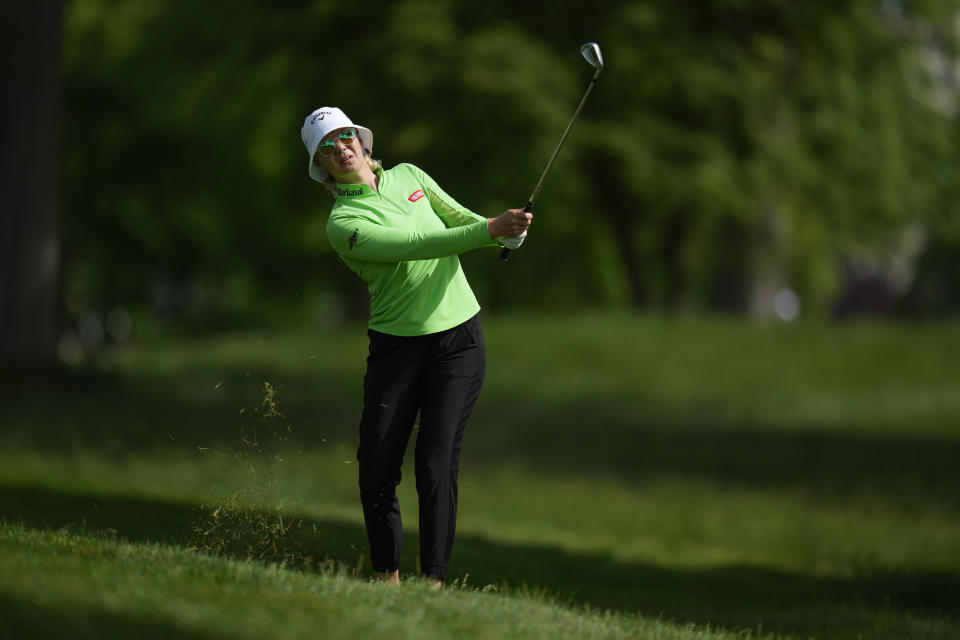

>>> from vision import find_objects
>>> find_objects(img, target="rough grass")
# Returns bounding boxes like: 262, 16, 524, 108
1, 523, 759, 640
1, 312, 958, 639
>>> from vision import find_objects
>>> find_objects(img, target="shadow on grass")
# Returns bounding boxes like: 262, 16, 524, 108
0, 591, 230, 640
3, 371, 960, 510
1, 484, 957, 639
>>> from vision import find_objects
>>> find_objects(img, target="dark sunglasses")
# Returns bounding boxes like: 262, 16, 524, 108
317, 128, 358, 156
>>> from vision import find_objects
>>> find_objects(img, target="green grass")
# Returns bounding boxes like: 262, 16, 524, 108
2, 524, 678, 640
1, 312, 958, 638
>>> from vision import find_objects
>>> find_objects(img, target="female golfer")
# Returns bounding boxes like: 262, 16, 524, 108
301, 107, 531, 587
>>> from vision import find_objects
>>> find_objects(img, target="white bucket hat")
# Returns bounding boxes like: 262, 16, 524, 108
301, 107, 374, 182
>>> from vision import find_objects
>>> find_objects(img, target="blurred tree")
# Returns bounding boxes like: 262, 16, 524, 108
1, 1, 62, 366
580, 1, 959, 316
56, 0, 960, 332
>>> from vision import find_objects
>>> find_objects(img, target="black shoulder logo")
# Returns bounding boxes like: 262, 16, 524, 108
348, 228, 359, 250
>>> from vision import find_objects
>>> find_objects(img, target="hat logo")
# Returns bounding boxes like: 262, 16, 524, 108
408, 189, 425, 202
311, 111, 332, 125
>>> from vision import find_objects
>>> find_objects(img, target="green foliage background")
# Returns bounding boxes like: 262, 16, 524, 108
60, 0, 960, 329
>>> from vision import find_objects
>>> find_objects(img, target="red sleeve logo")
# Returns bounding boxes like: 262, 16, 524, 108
408, 189, 425, 202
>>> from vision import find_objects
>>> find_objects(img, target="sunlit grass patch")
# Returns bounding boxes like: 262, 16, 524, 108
1, 523, 759, 640
1, 313, 959, 638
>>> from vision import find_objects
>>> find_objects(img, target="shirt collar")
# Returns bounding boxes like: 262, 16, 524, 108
334, 167, 383, 199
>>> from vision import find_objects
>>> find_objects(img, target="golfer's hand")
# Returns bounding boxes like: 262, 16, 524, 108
488, 208, 533, 240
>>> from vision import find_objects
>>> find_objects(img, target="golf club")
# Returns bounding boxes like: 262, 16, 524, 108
500, 41, 604, 262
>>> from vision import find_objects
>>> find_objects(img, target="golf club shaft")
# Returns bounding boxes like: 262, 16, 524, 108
499, 68, 601, 263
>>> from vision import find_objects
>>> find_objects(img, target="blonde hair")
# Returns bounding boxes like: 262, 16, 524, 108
317, 153, 383, 196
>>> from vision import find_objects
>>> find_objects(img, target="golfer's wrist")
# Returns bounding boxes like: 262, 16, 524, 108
487, 218, 501, 240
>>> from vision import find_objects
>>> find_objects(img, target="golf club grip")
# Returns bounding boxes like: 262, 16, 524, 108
498, 201, 535, 263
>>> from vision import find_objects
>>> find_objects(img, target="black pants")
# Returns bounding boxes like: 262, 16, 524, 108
357, 314, 486, 581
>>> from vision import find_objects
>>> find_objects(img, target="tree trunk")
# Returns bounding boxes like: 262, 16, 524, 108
584, 149, 647, 306
747, 199, 790, 321
661, 212, 688, 309
0, 2, 62, 367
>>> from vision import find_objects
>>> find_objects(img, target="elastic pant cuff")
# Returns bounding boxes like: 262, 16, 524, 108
421, 566, 447, 582
373, 565, 400, 574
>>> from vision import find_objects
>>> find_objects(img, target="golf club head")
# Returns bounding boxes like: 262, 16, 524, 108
580, 42, 604, 74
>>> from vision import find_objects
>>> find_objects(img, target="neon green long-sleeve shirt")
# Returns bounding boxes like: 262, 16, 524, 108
326, 163, 498, 336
